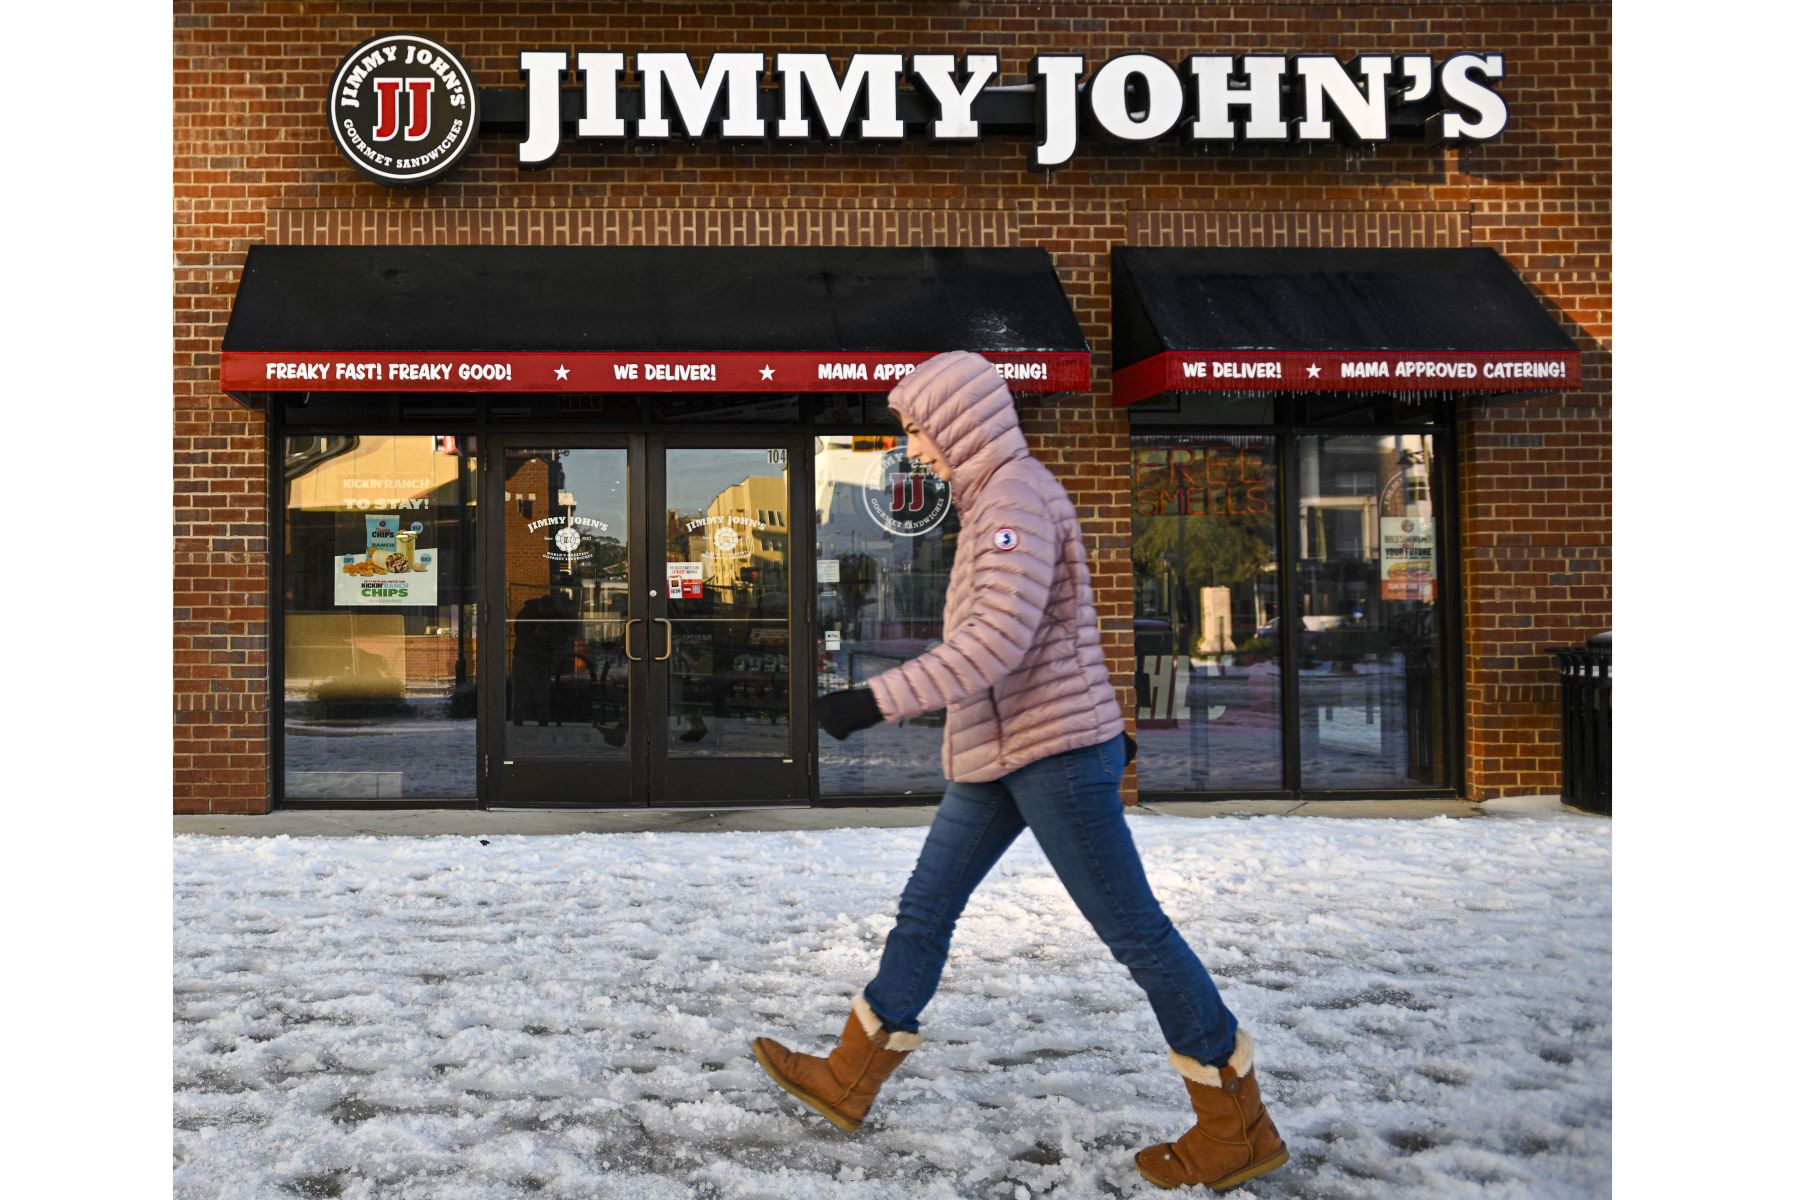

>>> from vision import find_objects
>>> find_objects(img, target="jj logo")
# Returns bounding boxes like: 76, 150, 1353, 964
371, 78, 436, 141
889, 472, 930, 514
328, 34, 479, 186
865, 448, 951, 538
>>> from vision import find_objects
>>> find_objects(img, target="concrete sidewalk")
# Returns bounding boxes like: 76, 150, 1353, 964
170, 796, 1539, 837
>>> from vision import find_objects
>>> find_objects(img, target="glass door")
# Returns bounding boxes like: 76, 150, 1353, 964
489, 442, 641, 807
653, 438, 808, 805
484, 435, 808, 807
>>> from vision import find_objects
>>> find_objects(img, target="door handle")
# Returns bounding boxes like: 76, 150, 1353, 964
654, 618, 673, 662
624, 617, 644, 662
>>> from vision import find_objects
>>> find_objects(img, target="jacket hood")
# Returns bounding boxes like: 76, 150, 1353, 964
885, 351, 1030, 506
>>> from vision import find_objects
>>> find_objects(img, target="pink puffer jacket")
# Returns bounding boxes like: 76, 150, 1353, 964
866, 351, 1126, 782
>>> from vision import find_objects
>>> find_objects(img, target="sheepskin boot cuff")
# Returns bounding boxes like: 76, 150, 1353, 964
1167, 1028, 1254, 1088
853, 993, 922, 1052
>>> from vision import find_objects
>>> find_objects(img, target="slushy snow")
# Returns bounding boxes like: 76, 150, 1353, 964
174, 809, 1609, 1199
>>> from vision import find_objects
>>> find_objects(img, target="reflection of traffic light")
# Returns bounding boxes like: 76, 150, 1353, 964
739, 567, 760, 583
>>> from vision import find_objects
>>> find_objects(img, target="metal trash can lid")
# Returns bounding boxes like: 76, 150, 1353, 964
1586, 631, 1611, 648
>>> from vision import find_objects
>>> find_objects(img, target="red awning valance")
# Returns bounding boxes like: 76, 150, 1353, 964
1110, 247, 1583, 406
221, 349, 1090, 395
220, 245, 1090, 400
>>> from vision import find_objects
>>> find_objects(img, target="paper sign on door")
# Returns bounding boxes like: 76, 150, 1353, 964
667, 561, 704, 599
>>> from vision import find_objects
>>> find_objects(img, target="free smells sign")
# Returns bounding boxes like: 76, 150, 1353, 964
326, 36, 1508, 184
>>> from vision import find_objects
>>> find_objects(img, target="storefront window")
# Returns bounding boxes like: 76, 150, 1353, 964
1129, 416, 1452, 796
1131, 435, 1283, 790
282, 434, 478, 799
1296, 433, 1445, 787
814, 434, 958, 796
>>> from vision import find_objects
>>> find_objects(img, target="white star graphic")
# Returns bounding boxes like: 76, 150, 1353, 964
1306, 363, 1321, 378
554, 364, 570, 381
758, 364, 775, 381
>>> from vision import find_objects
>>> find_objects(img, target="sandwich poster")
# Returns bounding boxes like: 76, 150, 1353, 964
333, 514, 439, 606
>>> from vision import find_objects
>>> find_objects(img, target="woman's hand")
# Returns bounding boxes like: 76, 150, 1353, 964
816, 688, 883, 740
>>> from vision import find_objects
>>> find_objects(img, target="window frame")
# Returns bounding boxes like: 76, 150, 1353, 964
1127, 396, 1465, 801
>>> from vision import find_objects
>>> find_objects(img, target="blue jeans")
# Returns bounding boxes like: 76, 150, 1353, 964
862, 732, 1238, 1064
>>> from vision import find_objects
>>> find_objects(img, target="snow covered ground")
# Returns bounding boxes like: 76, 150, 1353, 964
173, 809, 1610, 1199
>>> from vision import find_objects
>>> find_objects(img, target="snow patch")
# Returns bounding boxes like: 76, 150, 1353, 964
175, 812, 1610, 1198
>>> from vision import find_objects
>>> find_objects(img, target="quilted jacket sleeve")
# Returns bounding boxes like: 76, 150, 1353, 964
866, 479, 1059, 722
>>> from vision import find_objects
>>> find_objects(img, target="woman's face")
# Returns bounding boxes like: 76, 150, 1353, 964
902, 418, 952, 482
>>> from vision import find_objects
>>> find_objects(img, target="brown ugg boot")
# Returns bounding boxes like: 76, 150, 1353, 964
1135, 1029, 1289, 1191
751, 994, 920, 1132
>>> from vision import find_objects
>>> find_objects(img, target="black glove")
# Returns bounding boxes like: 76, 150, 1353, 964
1124, 733, 1137, 765
816, 688, 883, 740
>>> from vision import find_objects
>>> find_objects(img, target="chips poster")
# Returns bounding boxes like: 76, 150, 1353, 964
334, 514, 439, 606
1379, 516, 1436, 601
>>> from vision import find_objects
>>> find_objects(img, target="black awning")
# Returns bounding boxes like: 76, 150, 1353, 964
1110, 247, 1582, 405
221, 245, 1089, 397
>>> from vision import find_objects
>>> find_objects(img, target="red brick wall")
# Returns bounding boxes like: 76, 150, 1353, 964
174, 2, 1610, 811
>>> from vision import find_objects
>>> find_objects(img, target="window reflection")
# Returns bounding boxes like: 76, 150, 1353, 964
501, 449, 631, 760
1131, 435, 1283, 791
815, 434, 958, 796
282, 434, 478, 800
663, 448, 792, 758
1296, 434, 1444, 787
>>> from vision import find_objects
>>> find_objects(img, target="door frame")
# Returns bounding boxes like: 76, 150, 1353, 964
1124, 404, 1465, 801
650, 432, 812, 807
480, 431, 813, 809
484, 435, 647, 809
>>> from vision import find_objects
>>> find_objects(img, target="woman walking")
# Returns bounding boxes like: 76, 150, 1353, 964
750, 352, 1287, 1192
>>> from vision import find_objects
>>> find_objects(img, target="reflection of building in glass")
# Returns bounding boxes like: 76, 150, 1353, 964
503, 453, 558, 616
1128, 434, 1285, 792
501, 451, 631, 734
674, 472, 788, 610
813, 437, 889, 525
1131, 436, 1279, 662
1292, 433, 1442, 788
1297, 435, 1434, 628
503, 451, 630, 627
814, 438, 956, 643
812, 436, 958, 797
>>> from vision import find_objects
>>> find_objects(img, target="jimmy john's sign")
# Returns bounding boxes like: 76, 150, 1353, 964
327, 35, 1509, 185
330, 34, 479, 185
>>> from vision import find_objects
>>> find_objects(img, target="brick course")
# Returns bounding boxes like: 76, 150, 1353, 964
175, 2, 1610, 810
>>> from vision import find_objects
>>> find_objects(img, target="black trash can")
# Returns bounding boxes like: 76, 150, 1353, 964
1555, 633, 1612, 814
